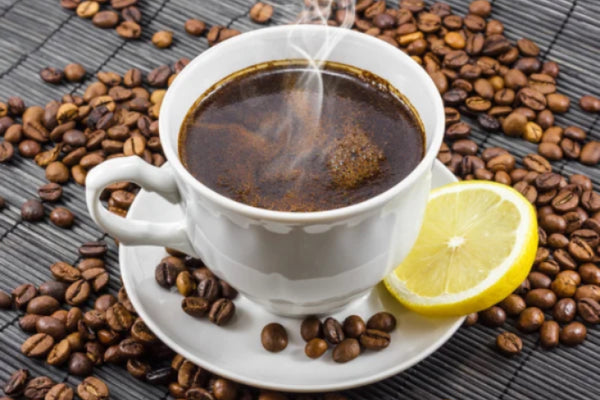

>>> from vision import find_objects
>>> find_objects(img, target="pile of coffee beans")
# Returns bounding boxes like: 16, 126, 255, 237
260, 312, 396, 363
154, 249, 238, 326
299, 0, 600, 167
2, 368, 106, 400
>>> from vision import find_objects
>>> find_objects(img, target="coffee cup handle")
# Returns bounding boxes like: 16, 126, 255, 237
85, 156, 195, 255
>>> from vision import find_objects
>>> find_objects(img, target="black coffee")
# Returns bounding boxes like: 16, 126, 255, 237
179, 60, 424, 212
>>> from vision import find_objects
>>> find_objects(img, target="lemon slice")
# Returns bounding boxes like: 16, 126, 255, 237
384, 181, 538, 317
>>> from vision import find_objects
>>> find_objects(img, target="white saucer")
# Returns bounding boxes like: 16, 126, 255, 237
119, 160, 463, 392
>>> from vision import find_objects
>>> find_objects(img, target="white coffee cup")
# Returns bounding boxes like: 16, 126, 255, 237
86, 25, 445, 316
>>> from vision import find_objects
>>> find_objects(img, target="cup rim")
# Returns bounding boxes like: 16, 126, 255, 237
160, 25, 445, 223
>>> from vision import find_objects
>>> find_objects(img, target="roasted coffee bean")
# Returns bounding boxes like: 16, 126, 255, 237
129, 318, 157, 344
261, 323, 288, 352
499, 294, 526, 316
249, 2, 274, 23
551, 189, 579, 213
496, 331, 522, 356
21, 199, 44, 222
479, 306, 506, 327
106, 303, 133, 331
185, 19, 206, 36
0, 141, 14, 162
13, 283, 38, 309
478, 113, 500, 131
146, 367, 175, 386
81, 268, 109, 292
20, 314, 40, 332
575, 285, 600, 301
116, 21, 142, 39
366, 312, 396, 332
209, 298, 235, 326
553, 298, 576, 324
38, 182, 63, 202
147, 65, 171, 87
36, 316, 66, 340
547, 93, 570, 113
94, 294, 117, 313
580, 141, 600, 165
152, 31, 173, 48
40, 67, 63, 84
49, 207, 74, 228
119, 338, 145, 358
79, 242, 107, 258
4, 368, 29, 396
445, 121, 471, 139
550, 270, 579, 298
305, 338, 328, 359
126, 359, 151, 380
22, 333, 54, 357
186, 387, 213, 400
332, 338, 360, 363
181, 297, 210, 318
359, 329, 390, 350
82, 310, 106, 330
578, 298, 600, 324
103, 345, 123, 364
19, 139, 42, 157
65, 280, 90, 306
219, 280, 238, 300
342, 315, 366, 338
517, 307, 544, 332
301, 316, 323, 341
580, 263, 600, 285
525, 288, 557, 309
45, 383, 74, 400
197, 277, 220, 301
0, 289, 11, 309
47, 339, 71, 366
560, 322, 587, 346
23, 376, 54, 400
26, 295, 60, 315
77, 377, 109, 400
323, 317, 345, 344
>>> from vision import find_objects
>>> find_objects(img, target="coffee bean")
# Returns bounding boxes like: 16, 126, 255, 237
45, 383, 74, 400
211, 378, 237, 400
359, 329, 391, 350
577, 298, 600, 324
300, 316, 323, 342
23, 376, 54, 400
22, 333, 54, 357
40, 67, 63, 84
580, 264, 600, 285
125, 358, 150, 380
332, 338, 360, 363
21, 199, 44, 222
47, 339, 71, 366
261, 323, 288, 352
116, 21, 142, 39
185, 19, 206, 36
525, 288, 557, 309
304, 338, 328, 359
478, 113, 500, 131
495, 331, 522, 356
219, 280, 238, 300
323, 317, 345, 344
479, 306, 506, 327
130, 318, 157, 344
580, 141, 600, 165
92, 10, 119, 28
0, 289, 11, 309
181, 296, 210, 318
517, 307, 544, 332
498, 294, 526, 316
19, 139, 41, 157
547, 93, 570, 113
79, 242, 107, 258
144, 367, 175, 386
147, 65, 171, 87
209, 298, 235, 326
65, 280, 91, 306
77, 377, 109, 400
13, 283, 37, 309
155, 260, 181, 289
342, 315, 366, 338
26, 295, 60, 315
4, 368, 29, 396
152, 31, 173, 48
38, 182, 63, 202
197, 277, 220, 301
81, 268, 109, 292
0, 141, 14, 162
105, 303, 133, 331
36, 316, 66, 340
49, 207, 74, 228
560, 321, 587, 346
250, 2, 274, 23
445, 121, 471, 139
366, 312, 397, 333
119, 338, 144, 358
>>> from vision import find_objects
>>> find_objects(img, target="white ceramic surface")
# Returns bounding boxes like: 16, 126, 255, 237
87, 25, 446, 316
120, 160, 462, 393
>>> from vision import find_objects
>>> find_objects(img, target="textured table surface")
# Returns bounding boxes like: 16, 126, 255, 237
0, 0, 599, 399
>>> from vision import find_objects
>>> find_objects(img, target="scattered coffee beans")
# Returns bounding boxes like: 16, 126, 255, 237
261, 323, 288, 352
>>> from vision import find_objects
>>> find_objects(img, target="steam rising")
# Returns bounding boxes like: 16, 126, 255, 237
256, 0, 358, 190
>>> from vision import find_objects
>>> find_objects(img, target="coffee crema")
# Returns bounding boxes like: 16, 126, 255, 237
179, 60, 425, 212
